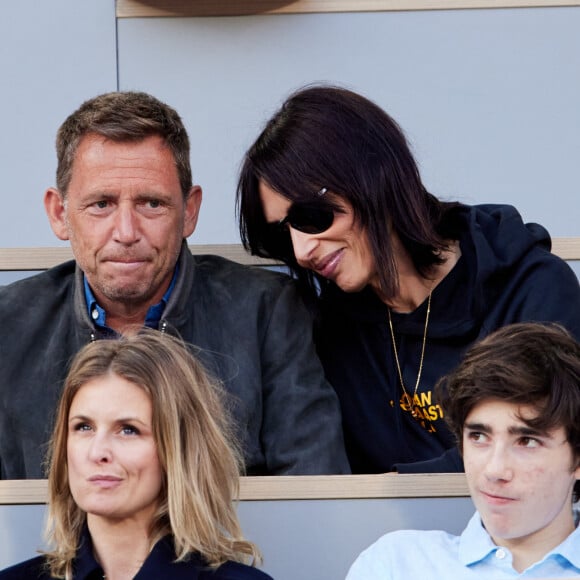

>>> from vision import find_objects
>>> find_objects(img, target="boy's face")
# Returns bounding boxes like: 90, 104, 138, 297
463, 399, 580, 551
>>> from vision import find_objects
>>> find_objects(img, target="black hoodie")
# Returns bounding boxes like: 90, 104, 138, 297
316, 204, 580, 474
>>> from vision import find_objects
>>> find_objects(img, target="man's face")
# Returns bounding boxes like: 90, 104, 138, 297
463, 399, 580, 551
45, 134, 201, 312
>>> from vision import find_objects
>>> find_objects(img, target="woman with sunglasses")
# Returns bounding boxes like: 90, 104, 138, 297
0, 330, 273, 580
236, 85, 580, 474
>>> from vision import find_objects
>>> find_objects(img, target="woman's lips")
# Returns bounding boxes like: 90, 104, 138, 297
315, 249, 344, 278
88, 475, 123, 489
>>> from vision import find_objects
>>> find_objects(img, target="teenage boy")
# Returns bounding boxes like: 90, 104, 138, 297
347, 322, 580, 578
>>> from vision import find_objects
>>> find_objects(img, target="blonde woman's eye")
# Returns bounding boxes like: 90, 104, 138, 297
121, 425, 139, 436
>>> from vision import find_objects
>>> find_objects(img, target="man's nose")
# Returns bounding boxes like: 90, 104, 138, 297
113, 204, 140, 244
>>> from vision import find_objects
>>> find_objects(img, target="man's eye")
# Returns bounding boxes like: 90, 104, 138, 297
140, 199, 162, 210
94, 200, 109, 209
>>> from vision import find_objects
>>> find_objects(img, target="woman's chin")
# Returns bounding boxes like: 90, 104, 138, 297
335, 277, 367, 293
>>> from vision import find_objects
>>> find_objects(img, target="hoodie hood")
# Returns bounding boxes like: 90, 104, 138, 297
465, 203, 550, 282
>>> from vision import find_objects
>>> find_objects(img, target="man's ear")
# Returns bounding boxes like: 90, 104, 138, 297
44, 188, 70, 241
182, 185, 202, 238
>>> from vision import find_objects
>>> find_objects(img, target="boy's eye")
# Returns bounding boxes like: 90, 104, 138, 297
467, 431, 487, 443
519, 436, 540, 448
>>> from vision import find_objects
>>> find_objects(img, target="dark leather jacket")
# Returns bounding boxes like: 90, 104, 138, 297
0, 244, 349, 478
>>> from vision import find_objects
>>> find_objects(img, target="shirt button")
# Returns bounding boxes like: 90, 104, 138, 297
92, 309, 99, 320
495, 549, 506, 560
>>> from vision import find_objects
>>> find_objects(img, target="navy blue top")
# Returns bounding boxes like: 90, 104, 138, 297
0, 534, 273, 579
316, 204, 580, 473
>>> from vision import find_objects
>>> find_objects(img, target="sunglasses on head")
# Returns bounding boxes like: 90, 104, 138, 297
273, 187, 335, 235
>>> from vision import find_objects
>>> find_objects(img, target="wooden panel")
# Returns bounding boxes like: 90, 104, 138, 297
0, 473, 469, 505
238, 473, 470, 500
551, 236, 580, 261
116, 0, 580, 18
0, 245, 276, 271
0, 238, 577, 271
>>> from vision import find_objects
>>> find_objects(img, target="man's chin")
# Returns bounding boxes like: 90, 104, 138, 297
98, 285, 154, 306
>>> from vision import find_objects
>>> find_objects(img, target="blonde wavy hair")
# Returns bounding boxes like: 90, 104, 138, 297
44, 329, 260, 579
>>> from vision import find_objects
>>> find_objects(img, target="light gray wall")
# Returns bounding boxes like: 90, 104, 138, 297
0, 0, 117, 248
118, 7, 580, 245
1, 5, 578, 248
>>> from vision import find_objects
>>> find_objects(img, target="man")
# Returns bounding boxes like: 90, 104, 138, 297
0, 91, 349, 478
347, 322, 580, 578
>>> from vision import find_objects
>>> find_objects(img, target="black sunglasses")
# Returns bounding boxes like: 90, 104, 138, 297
273, 187, 335, 235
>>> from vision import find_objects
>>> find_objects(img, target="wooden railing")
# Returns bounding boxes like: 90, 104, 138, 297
0, 473, 469, 504
0, 244, 273, 271
0, 238, 578, 271
116, 0, 580, 18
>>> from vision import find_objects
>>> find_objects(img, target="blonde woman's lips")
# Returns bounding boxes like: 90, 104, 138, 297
88, 475, 123, 489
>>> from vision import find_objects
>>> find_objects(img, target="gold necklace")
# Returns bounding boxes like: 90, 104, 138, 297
387, 292, 432, 418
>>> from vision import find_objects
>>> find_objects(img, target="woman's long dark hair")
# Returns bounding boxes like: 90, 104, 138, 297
237, 85, 462, 299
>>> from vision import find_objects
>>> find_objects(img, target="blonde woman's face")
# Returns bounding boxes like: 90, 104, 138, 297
67, 373, 163, 527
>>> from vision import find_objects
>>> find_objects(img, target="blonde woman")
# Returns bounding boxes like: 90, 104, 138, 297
0, 330, 273, 580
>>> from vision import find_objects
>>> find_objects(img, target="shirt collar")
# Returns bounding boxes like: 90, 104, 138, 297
458, 512, 499, 566
557, 507, 580, 569
83, 266, 178, 331
459, 509, 580, 571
